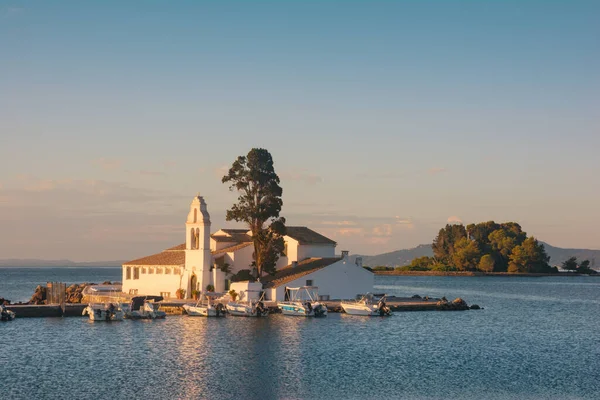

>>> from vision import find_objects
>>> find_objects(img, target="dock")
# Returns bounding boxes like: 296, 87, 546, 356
5, 296, 474, 318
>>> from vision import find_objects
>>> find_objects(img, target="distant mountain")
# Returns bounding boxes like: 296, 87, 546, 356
0, 259, 125, 267
350, 244, 434, 267
351, 242, 600, 268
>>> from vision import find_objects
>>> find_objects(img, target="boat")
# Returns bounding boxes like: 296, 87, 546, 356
0, 305, 15, 321
124, 296, 166, 320
82, 302, 124, 321
183, 292, 226, 317
226, 290, 269, 317
341, 293, 392, 316
277, 286, 328, 317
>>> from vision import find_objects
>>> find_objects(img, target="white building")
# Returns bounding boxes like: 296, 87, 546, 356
122, 195, 373, 300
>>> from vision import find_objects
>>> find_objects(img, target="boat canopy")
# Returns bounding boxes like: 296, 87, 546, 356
82, 284, 123, 295
130, 296, 164, 311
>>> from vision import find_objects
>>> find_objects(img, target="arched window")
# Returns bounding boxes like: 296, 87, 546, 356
194, 208, 197, 223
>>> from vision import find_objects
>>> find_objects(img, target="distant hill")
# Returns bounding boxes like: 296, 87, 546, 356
351, 242, 600, 268
0, 259, 125, 267
350, 244, 433, 267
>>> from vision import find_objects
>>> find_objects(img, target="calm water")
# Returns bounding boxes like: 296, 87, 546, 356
1, 269, 599, 399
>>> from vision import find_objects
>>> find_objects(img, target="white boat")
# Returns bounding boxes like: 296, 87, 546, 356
183, 292, 226, 317
341, 293, 392, 316
82, 302, 124, 321
1, 305, 15, 321
124, 296, 166, 320
226, 290, 268, 317
277, 286, 327, 317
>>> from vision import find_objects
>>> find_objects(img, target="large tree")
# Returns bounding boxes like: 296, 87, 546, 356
222, 148, 287, 279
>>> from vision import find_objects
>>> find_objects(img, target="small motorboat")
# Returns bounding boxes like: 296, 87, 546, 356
226, 290, 268, 317
124, 296, 166, 320
183, 292, 226, 317
277, 286, 327, 317
1, 305, 15, 321
341, 293, 392, 316
82, 302, 124, 321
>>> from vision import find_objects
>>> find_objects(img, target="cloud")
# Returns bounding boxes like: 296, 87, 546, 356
280, 169, 324, 185
214, 165, 229, 179
371, 224, 393, 237
137, 170, 165, 177
428, 167, 447, 175
92, 158, 122, 171
447, 216, 463, 224
321, 220, 357, 226
335, 227, 364, 236
395, 216, 415, 229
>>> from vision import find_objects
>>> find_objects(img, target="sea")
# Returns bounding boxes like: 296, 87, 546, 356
1, 267, 599, 400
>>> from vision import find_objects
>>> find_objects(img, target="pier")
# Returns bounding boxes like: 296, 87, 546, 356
5, 295, 474, 318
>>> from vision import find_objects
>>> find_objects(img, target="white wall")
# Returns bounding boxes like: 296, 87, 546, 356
122, 265, 185, 298
269, 259, 374, 301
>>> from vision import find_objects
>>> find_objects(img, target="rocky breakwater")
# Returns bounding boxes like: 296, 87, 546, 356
436, 297, 482, 311
28, 281, 118, 304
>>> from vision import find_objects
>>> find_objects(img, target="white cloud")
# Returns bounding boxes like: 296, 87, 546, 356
92, 158, 122, 171
428, 167, 447, 175
447, 216, 463, 224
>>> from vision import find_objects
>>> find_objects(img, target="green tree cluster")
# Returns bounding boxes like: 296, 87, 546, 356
561, 257, 597, 274
429, 221, 554, 273
222, 148, 287, 278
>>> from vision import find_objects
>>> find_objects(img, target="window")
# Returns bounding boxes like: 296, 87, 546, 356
306, 279, 313, 286
156, 267, 163, 274
133, 267, 140, 280
141, 267, 146, 274
160, 291, 171, 298
225, 279, 230, 291
165, 267, 171, 275
129, 289, 138, 295
126, 267, 131, 280
174, 267, 180, 275
149, 268, 154, 274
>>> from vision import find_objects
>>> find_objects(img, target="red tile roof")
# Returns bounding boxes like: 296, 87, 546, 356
123, 250, 185, 266
261, 257, 341, 288
285, 227, 337, 245
212, 242, 253, 255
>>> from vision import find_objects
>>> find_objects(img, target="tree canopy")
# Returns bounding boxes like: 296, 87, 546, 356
562, 257, 596, 274
429, 221, 553, 273
222, 148, 286, 278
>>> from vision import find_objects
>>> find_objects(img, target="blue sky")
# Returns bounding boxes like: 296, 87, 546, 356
1, 1, 599, 261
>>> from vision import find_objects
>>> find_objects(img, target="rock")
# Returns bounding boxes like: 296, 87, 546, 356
102, 281, 112, 285
470, 304, 481, 310
0, 297, 10, 305
411, 294, 422, 299
452, 298, 467, 307
28, 285, 47, 305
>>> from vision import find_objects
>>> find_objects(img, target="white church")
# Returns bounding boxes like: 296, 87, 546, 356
122, 195, 373, 301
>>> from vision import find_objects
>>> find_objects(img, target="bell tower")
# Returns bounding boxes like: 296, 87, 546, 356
185, 195, 212, 296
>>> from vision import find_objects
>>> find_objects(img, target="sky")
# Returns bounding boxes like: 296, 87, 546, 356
1, 1, 599, 261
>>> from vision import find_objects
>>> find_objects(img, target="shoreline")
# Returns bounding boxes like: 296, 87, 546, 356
374, 271, 599, 277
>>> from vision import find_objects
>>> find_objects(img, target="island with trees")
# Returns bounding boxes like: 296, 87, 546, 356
373, 221, 597, 276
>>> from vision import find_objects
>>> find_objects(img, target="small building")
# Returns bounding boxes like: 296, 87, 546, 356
122, 195, 373, 300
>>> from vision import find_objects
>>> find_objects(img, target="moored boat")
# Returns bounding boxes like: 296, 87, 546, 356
82, 302, 124, 321
341, 293, 392, 316
1, 305, 16, 321
226, 290, 268, 317
183, 292, 226, 317
277, 286, 327, 317
124, 296, 166, 320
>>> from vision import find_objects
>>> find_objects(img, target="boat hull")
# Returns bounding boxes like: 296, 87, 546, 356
278, 302, 327, 317
183, 304, 226, 317
226, 302, 268, 317
83, 306, 124, 321
341, 302, 392, 316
